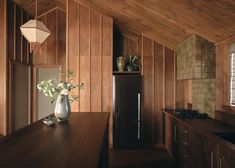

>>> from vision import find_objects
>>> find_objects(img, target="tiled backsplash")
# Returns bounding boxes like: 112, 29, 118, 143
192, 79, 215, 118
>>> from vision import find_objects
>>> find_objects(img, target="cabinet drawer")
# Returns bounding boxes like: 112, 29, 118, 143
177, 147, 193, 168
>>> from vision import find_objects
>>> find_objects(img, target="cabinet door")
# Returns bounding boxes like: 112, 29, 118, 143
194, 132, 217, 168
11, 62, 31, 131
175, 121, 194, 168
219, 145, 235, 168
165, 114, 176, 157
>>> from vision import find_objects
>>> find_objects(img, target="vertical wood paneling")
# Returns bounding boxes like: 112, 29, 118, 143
216, 43, 225, 110
67, 0, 113, 113
8, 1, 15, 61
57, 10, 66, 67
102, 15, 113, 113
46, 10, 57, 65
0, 0, 7, 134
15, 7, 22, 62
119, 33, 177, 145
102, 15, 112, 57
143, 36, 155, 144
79, 4, 91, 112
36, 15, 47, 64
34, 8, 66, 67
154, 42, 164, 143
22, 11, 29, 64
68, 0, 79, 111
165, 47, 175, 108
90, 10, 102, 112
125, 37, 138, 56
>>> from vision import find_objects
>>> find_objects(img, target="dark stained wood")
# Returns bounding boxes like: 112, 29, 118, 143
109, 147, 180, 168
0, 0, 7, 135
0, 112, 109, 168
219, 145, 235, 168
194, 132, 217, 168
163, 109, 235, 168
165, 113, 176, 158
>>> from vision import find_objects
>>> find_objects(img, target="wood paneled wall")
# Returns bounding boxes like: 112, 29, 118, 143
142, 36, 175, 144
35, 8, 66, 68
0, 0, 7, 135
116, 34, 178, 145
67, 0, 113, 113
7, 1, 31, 65
215, 36, 235, 125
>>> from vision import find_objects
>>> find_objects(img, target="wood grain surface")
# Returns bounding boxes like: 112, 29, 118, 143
0, 112, 109, 168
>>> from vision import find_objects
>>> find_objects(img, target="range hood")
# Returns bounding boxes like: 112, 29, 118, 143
176, 35, 215, 80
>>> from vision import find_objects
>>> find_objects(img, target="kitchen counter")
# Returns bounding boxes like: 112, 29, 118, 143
163, 109, 235, 150
0, 112, 109, 168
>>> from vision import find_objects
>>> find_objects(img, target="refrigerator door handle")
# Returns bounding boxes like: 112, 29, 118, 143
138, 93, 141, 121
138, 93, 141, 140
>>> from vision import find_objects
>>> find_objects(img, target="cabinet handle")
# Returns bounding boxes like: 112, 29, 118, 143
219, 157, 223, 168
138, 93, 141, 121
138, 122, 140, 140
174, 125, 177, 143
210, 152, 214, 168
184, 154, 188, 158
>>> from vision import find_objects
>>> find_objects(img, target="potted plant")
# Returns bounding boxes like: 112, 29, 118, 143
37, 70, 84, 122
127, 55, 140, 72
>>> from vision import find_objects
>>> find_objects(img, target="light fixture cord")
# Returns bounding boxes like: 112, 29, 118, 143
35, 0, 37, 19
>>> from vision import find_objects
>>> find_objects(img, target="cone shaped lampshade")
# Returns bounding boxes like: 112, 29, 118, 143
20, 19, 51, 44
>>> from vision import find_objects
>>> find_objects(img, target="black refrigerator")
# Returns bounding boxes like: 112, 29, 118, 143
113, 75, 142, 148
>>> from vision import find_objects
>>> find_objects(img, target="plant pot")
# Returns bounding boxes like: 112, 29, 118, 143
54, 94, 71, 121
117, 56, 126, 72
127, 66, 133, 72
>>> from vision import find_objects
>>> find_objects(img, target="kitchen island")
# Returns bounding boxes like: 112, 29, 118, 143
0, 112, 109, 168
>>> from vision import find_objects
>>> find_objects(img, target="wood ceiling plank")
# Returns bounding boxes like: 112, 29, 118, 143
14, 0, 66, 16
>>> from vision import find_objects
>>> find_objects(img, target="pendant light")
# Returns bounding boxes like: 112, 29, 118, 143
20, 0, 50, 54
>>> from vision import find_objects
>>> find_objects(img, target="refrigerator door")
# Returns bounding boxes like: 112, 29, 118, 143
113, 121, 142, 148
113, 75, 141, 121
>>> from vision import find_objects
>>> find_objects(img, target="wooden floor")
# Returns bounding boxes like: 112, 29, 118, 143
109, 147, 180, 168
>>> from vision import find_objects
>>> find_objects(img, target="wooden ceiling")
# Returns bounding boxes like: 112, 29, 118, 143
14, 0, 235, 49
14, 0, 65, 17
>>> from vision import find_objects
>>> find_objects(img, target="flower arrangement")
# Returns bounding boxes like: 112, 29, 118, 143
37, 69, 84, 103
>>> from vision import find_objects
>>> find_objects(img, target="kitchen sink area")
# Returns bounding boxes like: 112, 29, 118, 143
212, 132, 235, 145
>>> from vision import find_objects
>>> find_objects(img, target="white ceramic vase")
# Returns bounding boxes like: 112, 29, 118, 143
54, 94, 71, 121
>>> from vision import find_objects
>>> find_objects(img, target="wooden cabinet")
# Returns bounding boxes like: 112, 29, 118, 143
163, 111, 235, 168
165, 113, 176, 158
175, 120, 194, 168
218, 145, 235, 168
194, 132, 218, 168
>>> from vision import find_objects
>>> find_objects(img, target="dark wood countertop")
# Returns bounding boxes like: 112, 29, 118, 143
0, 112, 109, 168
163, 109, 235, 151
